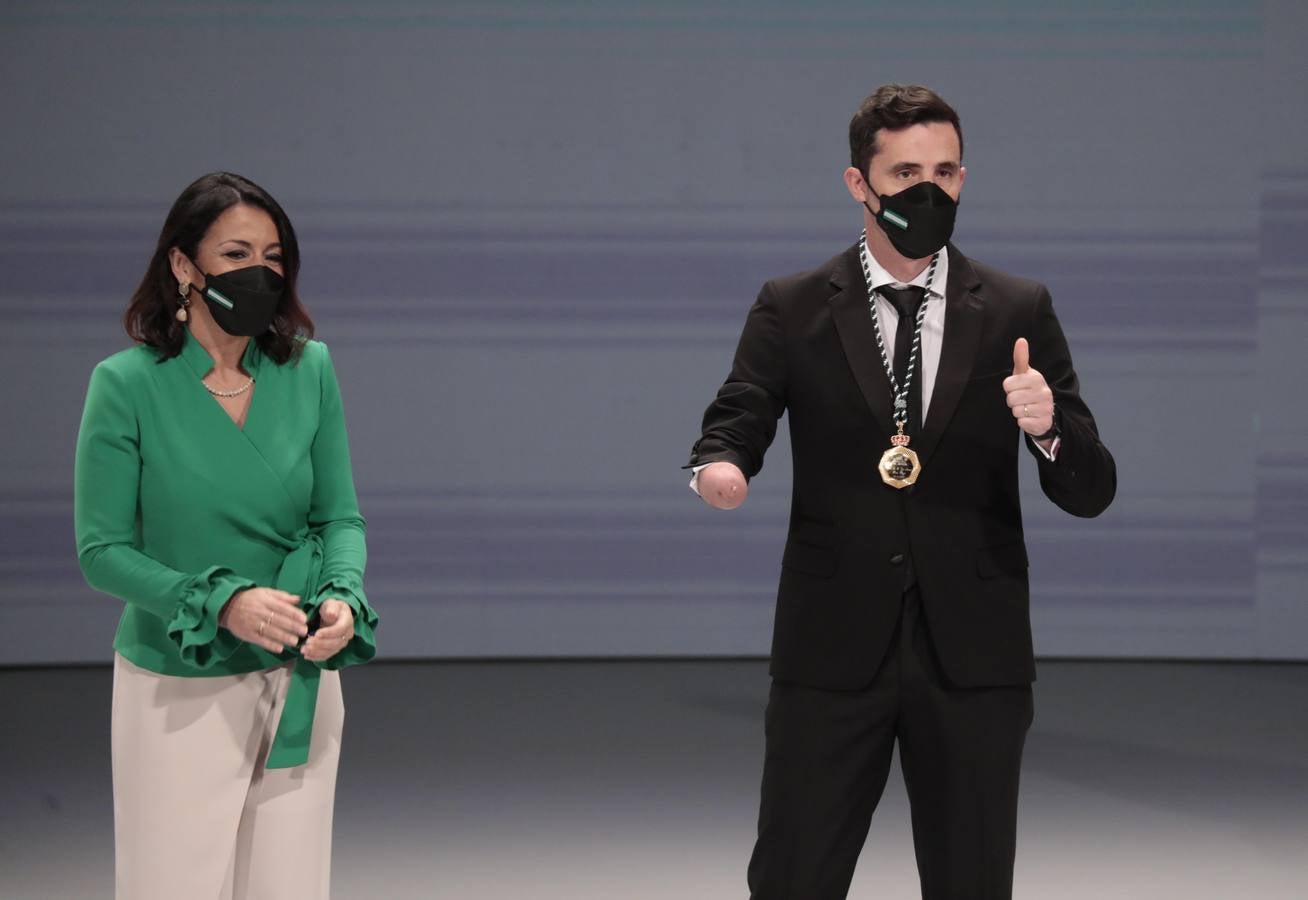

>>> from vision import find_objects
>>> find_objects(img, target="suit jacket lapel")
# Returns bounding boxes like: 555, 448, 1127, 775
917, 244, 984, 469
828, 245, 895, 435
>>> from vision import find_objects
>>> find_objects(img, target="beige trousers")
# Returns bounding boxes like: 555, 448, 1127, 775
111, 654, 344, 900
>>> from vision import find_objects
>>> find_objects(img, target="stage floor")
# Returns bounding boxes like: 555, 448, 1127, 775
1, 659, 1304, 899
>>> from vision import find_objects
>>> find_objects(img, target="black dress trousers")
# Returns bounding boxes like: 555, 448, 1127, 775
747, 587, 1034, 900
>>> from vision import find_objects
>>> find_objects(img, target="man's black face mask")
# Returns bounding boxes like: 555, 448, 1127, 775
864, 178, 958, 260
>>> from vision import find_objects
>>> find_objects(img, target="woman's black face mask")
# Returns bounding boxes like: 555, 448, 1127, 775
189, 261, 284, 337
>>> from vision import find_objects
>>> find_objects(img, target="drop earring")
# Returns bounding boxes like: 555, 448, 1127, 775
176, 282, 191, 322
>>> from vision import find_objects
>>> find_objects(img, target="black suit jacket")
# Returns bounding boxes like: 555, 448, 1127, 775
689, 243, 1116, 689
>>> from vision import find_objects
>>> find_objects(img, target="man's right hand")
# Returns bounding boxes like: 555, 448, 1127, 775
698, 461, 749, 510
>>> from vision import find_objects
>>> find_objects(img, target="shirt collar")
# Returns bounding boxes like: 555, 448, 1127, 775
179, 327, 263, 377
863, 245, 950, 299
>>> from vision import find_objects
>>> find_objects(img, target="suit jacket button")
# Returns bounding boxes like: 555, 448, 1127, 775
889, 553, 905, 566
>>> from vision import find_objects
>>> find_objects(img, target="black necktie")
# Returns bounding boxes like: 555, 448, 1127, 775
880, 285, 926, 436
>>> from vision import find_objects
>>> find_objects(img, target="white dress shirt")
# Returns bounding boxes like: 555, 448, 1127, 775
863, 246, 949, 424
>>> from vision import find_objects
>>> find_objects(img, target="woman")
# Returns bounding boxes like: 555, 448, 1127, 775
74, 172, 378, 899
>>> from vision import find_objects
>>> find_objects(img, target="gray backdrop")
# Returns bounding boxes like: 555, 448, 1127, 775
2, 0, 1304, 664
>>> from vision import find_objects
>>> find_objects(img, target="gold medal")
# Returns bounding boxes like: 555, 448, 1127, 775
878, 425, 921, 489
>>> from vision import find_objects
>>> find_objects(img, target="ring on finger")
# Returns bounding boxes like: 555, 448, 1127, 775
1022, 404, 1030, 417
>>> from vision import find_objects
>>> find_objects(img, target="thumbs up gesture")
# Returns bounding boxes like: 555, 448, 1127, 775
1002, 338, 1055, 438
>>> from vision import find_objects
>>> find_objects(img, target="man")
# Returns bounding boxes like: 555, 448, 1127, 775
686, 84, 1116, 899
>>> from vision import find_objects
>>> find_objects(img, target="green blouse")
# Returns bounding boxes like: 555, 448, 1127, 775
75, 329, 378, 767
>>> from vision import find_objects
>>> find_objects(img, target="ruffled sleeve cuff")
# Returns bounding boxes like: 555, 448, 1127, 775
166, 566, 256, 669
306, 581, 378, 671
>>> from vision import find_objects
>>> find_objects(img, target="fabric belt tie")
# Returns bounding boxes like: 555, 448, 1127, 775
265, 532, 324, 769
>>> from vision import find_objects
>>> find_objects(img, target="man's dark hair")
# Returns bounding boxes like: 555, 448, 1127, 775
849, 84, 963, 177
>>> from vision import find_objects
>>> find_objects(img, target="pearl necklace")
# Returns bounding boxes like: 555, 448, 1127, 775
203, 376, 255, 399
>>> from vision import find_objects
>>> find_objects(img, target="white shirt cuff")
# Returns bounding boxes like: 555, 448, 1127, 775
1032, 435, 1061, 461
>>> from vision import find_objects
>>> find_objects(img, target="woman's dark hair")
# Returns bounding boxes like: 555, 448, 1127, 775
849, 84, 963, 178
124, 172, 313, 363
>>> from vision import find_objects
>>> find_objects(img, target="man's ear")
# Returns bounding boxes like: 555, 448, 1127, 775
843, 166, 875, 209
